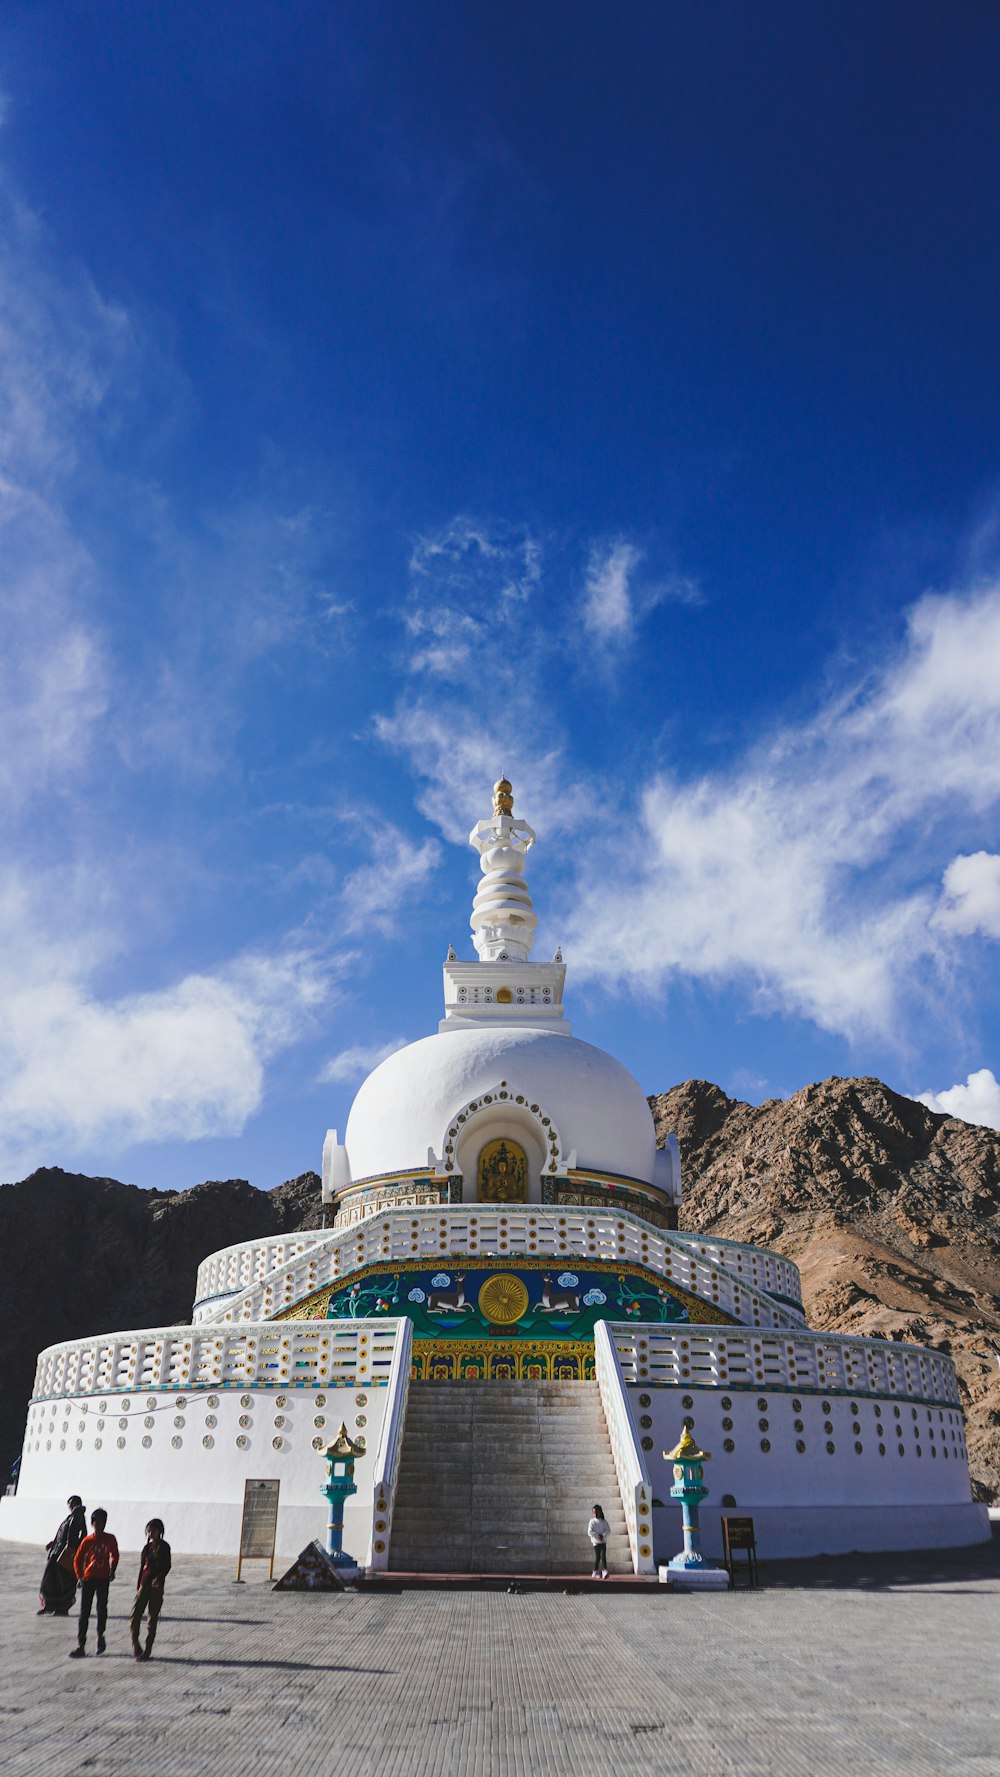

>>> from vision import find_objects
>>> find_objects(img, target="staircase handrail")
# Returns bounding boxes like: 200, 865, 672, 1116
366, 1317, 413, 1571
594, 1319, 656, 1576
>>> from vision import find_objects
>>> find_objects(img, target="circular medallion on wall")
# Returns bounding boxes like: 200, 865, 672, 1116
478, 1273, 530, 1324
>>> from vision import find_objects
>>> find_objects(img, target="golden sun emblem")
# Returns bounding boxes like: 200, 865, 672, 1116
478, 1273, 530, 1325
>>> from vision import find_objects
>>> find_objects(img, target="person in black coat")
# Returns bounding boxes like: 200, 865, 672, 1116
129, 1519, 172, 1661
38, 1496, 87, 1615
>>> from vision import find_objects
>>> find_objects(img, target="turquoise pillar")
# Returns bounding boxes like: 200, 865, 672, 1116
322, 1424, 362, 1572
663, 1424, 728, 1587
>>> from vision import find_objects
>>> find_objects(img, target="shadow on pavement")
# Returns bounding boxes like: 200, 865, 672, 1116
759, 1523, 1000, 1591
149, 1656, 392, 1673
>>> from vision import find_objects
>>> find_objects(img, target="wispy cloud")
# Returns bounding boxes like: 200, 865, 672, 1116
918, 1068, 1000, 1131
562, 583, 1000, 1040
582, 541, 642, 640
581, 540, 702, 646
336, 817, 441, 937
0, 170, 358, 1176
0, 868, 340, 1178
319, 1035, 410, 1084
402, 515, 542, 679
0, 187, 122, 816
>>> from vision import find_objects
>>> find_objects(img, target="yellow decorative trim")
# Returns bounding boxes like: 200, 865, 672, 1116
411, 1339, 594, 1382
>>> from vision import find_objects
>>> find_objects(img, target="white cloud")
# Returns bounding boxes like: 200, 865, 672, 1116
582, 541, 642, 640
401, 516, 543, 682
559, 584, 1000, 1038
409, 515, 541, 605
338, 819, 441, 937
581, 541, 701, 645
378, 532, 1000, 1049
373, 703, 586, 849
0, 875, 339, 1178
933, 852, 1000, 939
917, 1068, 1000, 1131
0, 188, 123, 812
319, 1036, 410, 1084
0, 175, 363, 1178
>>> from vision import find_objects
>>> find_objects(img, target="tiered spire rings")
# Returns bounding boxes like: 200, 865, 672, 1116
468, 777, 539, 963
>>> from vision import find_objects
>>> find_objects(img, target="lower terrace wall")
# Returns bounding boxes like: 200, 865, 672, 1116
0, 1318, 402, 1558
628, 1374, 988, 1560
1, 1381, 387, 1559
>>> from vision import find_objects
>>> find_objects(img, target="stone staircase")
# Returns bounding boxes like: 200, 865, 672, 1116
387, 1379, 633, 1575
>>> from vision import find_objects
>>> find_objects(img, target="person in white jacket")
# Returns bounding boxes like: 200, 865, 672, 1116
588, 1504, 611, 1577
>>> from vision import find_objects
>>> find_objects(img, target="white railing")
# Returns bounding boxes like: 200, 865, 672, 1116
608, 1323, 962, 1408
192, 1226, 804, 1322
366, 1318, 414, 1571
192, 1231, 331, 1317
30, 1318, 404, 1403
668, 1232, 803, 1311
199, 1206, 803, 1332
594, 1321, 655, 1576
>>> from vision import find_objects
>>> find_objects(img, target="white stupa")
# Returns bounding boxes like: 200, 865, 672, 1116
0, 780, 988, 1571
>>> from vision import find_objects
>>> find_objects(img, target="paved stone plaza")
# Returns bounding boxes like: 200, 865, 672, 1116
2, 1537, 999, 1777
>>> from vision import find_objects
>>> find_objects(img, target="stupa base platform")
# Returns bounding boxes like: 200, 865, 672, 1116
361, 1569, 668, 1593
659, 1561, 730, 1590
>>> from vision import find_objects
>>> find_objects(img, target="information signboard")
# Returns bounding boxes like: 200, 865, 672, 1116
236, 1479, 281, 1580
721, 1515, 758, 1587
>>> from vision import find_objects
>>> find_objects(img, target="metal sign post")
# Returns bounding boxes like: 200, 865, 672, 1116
236, 1479, 281, 1581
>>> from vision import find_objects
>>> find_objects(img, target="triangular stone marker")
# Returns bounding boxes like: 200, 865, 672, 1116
273, 1538, 356, 1591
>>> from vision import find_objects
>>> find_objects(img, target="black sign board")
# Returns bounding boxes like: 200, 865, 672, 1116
722, 1516, 755, 1549
237, 1479, 281, 1580
721, 1515, 758, 1586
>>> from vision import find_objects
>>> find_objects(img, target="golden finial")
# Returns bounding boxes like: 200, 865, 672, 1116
493, 775, 513, 818
664, 1424, 711, 1464
325, 1423, 364, 1460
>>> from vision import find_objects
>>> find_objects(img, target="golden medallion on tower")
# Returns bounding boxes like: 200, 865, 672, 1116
478, 1273, 530, 1325
478, 1135, 528, 1202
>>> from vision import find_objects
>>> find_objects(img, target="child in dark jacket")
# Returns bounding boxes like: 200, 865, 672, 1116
70, 1509, 119, 1655
129, 1519, 172, 1661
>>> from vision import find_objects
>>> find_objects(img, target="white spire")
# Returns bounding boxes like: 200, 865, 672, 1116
468, 776, 538, 963
440, 779, 568, 1032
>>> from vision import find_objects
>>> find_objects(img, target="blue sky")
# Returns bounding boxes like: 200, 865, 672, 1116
2, 2, 1000, 1189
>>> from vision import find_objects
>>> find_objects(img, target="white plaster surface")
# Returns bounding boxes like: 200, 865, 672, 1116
634, 1380, 989, 1558
343, 1027, 658, 1185
0, 1383, 386, 1559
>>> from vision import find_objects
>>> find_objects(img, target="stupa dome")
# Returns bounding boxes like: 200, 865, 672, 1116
344, 1025, 657, 1189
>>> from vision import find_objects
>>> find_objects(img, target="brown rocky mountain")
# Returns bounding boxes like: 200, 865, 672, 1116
655, 1076, 1000, 1503
3, 1075, 999, 1502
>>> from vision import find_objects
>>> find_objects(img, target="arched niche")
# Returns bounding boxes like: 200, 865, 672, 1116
453, 1105, 549, 1204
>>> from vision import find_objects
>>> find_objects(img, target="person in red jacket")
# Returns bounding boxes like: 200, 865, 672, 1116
70, 1508, 119, 1657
